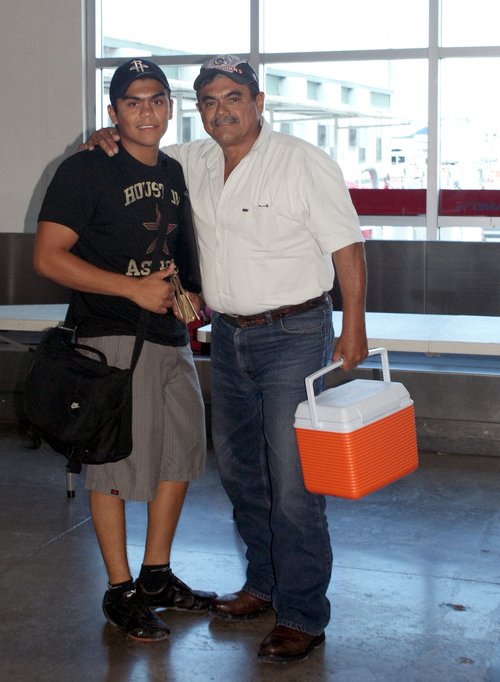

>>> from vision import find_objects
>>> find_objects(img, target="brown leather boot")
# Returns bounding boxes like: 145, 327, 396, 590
258, 625, 325, 663
208, 589, 272, 621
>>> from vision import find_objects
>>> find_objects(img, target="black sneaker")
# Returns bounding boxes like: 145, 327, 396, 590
137, 573, 217, 612
102, 586, 170, 642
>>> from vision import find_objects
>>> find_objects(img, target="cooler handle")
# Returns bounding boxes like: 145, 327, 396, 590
304, 347, 391, 430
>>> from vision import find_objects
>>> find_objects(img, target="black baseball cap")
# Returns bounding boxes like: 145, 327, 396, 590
109, 59, 170, 104
193, 55, 259, 92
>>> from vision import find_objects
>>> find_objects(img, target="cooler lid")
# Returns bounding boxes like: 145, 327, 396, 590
294, 379, 413, 432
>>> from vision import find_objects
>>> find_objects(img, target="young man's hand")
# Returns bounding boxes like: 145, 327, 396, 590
131, 266, 176, 314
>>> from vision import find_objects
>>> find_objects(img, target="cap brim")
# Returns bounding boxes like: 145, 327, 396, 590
112, 73, 170, 103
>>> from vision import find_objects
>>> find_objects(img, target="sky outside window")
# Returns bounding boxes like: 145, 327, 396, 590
262, 0, 429, 52
441, 0, 500, 47
99, 0, 250, 57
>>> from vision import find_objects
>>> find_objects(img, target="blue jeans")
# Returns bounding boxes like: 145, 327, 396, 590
211, 297, 334, 635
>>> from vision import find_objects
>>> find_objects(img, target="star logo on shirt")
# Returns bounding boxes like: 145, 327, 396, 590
144, 205, 178, 254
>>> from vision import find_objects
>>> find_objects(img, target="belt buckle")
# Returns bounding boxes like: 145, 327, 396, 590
222, 314, 242, 328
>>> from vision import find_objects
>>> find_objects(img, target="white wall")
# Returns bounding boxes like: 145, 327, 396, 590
0, 0, 85, 233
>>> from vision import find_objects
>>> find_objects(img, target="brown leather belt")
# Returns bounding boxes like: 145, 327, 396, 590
221, 293, 327, 329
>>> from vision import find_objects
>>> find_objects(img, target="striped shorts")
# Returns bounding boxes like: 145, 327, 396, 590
81, 336, 206, 502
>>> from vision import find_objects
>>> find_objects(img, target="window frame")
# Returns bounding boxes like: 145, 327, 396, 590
88, 0, 500, 240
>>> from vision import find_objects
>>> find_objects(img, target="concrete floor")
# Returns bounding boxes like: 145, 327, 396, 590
2, 423, 500, 681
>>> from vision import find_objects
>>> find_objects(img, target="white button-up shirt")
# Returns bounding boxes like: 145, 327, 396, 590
164, 119, 363, 316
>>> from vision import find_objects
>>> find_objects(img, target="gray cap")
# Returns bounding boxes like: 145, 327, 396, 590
193, 55, 259, 92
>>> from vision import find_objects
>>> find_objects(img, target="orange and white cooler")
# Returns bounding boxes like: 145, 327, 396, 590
294, 348, 418, 500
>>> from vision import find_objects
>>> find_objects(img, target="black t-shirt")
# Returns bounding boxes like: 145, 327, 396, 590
38, 144, 201, 346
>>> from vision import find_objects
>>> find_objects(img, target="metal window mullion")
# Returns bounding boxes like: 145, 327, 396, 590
84, 0, 97, 139
260, 48, 428, 63
250, 0, 260, 74
426, 0, 441, 241
176, 92, 184, 144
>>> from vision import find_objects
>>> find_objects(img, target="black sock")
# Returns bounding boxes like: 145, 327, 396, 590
139, 563, 172, 593
108, 578, 134, 598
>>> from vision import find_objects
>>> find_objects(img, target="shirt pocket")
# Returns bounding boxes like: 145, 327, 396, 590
237, 204, 277, 253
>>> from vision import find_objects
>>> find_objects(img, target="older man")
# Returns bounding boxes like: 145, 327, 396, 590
85, 54, 368, 663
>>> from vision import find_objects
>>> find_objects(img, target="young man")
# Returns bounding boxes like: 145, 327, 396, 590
34, 58, 216, 642
83, 55, 367, 662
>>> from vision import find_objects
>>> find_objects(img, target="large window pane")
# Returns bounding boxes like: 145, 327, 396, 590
368, 225, 427, 240
442, 0, 500, 47
98, 0, 250, 57
263, 61, 428, 189
441, 58, 500, 190
439, 227, 484, 241
262, 0, 429, 52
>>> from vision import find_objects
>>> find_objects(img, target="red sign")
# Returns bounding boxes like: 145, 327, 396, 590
440, 190, 500, 216
348, 189, 426, 216
347, 189, 500, 217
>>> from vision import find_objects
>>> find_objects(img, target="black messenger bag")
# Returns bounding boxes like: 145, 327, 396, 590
23, 309, 148, 474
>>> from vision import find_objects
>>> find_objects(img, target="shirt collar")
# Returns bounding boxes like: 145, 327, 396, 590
252, 117, 272, 156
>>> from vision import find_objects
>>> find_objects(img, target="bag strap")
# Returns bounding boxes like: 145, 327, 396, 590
64, 195, 174, 375
129, 308, 149, 374
128, 199, 174, 374
63, 294, 75, 331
